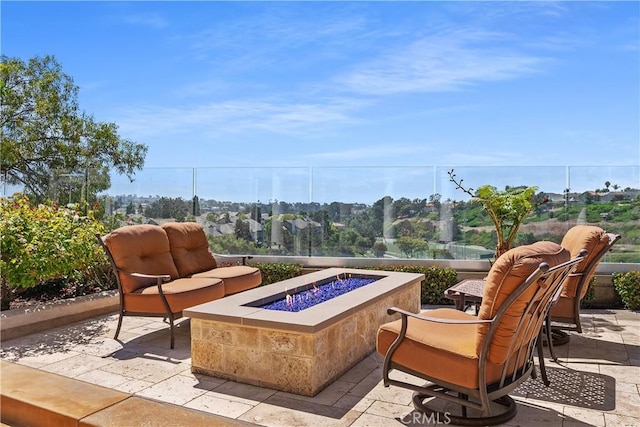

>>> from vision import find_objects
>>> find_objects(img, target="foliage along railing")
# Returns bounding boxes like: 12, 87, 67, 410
3, 165, 639, 264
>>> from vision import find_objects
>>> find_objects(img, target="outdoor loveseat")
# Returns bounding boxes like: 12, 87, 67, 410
97, 222, 262, 348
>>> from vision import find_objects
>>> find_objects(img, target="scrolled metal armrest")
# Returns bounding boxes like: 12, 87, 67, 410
123, 271, 172, 282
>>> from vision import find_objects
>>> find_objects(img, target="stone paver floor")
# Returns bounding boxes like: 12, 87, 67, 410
1, 308, 639, 426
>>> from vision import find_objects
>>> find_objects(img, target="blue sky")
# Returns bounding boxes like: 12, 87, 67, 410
2, 1, 640, 202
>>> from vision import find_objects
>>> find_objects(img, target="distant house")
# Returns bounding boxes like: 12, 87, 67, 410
206, 218, 263, 245
208, 223, 235, 237
147, 218, 176, 226
284, 218, 321, 235
244, 218, 264, 245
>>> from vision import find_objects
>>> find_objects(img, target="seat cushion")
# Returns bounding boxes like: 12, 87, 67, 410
376, 308, 522, 389
123, 277, 224, 313
559, 225, 609, 299
477, 241, 569, 364
191, 265, 262, 294
104, 225, 179, 293
549, 295, 574, 322
162, 222, 217, 277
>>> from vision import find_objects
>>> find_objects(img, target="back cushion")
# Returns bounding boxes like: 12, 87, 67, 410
477, 241, 570, 364
162, 222, 217, 277
560, 225, 609, 299
104, 224, 179, 293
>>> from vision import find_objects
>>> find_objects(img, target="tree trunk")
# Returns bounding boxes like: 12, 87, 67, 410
1, 278, 13, 311
494, 242, 511, 260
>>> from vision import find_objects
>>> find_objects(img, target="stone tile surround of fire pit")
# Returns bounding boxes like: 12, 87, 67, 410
184, 267, 423, 396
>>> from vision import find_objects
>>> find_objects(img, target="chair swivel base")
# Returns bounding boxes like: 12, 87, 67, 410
412, 389, 517, 427
551, 329, 571, 346
543, 329, 571, 347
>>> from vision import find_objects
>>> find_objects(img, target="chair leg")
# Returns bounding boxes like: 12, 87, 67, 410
113, 312, 124, 341
168, 314, 175, 349
545, 320, 559, 363
536, 332, 550, 387
460, 393, 468, 418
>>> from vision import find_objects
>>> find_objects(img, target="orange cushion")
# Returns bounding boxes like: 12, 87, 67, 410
123, 277, 224, 313
192, 266, 262, 295
104, 225, 179, 293
560, 226, 609, 299
376, 308, 525, 389
549, 295, 574, 321
162, 222, 217, 277
477, 241, 569, 364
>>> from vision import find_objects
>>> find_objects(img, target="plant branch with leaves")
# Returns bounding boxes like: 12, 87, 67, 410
448, 169, 540, 258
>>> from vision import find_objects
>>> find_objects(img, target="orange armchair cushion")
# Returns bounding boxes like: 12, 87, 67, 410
104, 225, 179, 293
162, 222, 217, 277
559, 225, 609, 299
477, 241, 569, 364
377, 308, 526, 389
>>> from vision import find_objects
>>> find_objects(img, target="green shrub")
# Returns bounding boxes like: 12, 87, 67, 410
360, 265, 458, 305
255, 262, 304, 285
613, 271, 640, 311
580, 277, 596, 309
0, 194, 107, 308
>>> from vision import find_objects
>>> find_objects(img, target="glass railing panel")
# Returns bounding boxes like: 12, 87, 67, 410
90, 164, 638, 264
310, 166, 436, 258
100, 168, 196, 224
566, 166, 640, 263
430, 165, 639, 262
196, 167, 311, 255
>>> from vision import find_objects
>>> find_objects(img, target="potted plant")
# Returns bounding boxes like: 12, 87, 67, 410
448, 169, 540, 259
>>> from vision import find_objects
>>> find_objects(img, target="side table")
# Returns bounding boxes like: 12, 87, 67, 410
444, 279, 485, 312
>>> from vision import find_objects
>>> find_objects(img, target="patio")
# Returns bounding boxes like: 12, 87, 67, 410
1, 307, 639, 426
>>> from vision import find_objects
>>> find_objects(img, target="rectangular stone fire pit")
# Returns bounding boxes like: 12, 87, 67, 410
184, 267, 423, 396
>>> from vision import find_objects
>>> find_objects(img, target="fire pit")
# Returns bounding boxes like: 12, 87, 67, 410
184, 267, 423, 396
253, 272, 378, 312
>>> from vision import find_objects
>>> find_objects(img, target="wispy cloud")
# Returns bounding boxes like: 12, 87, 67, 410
117, 97, 368, 140
337, 29, 548, 96
120, 12, 168, 29
304, 144, 435, 162
183, 8, 371, 65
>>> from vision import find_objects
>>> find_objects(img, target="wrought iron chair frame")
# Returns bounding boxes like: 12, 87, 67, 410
550, 233, 621, 338
380, 252, 585, 426
97, 233, 182, 349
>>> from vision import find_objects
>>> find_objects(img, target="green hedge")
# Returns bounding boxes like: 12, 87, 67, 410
0, 195, 108, 309
255, 262, 304, 286
360, 265, 458, 305
613, 271, 640, 311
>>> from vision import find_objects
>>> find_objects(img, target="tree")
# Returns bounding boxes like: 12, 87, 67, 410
235, 219, 252, 242
144, 197, 189, 219
396, 237, 428, 258
1, 55, 147, 203
372, 242, 388, 257
192, 196, 201, 216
